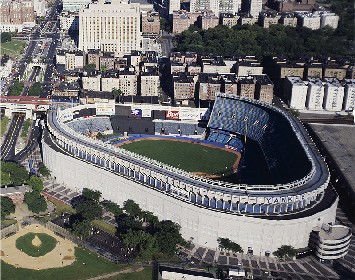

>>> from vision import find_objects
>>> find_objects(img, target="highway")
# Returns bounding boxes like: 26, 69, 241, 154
1, 0, 60, 162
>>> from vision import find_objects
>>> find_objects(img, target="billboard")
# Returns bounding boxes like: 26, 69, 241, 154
96, 103, 115, 116
131, 108, 142, 117
166, 110, 179, 120
179, 110, 200, 121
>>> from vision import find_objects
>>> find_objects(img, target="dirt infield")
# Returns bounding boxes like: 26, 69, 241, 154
0, 224, 76, 270
117, 137, 242, 177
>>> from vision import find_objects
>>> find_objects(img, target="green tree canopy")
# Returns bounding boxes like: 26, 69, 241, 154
72, 219, 92, 240
0, 161, 28, 186
1, 196, 15, 218
84, 64, 96, 70
1, 172, 11, 186
123, 199, 142, 219
273, 245, 297, 260
82, 188, 102, 202
24, 191, 47, 213
155, 220, 183, 256
123, 229, 159, 259
176, 24, 353, 59
38, 163, 50, 177
75, 199, 103, 221
28, 82, 42, 96
28, 176, 43, 192
0, 32, 12, 43
217, 237, 243, 253
101, 200, 123, 217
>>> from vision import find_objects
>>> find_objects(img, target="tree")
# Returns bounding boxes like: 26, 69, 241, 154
123, 229, 159, 259
72, 219, 92, 240
273, 245, 296, 260
1, 196, 15, 218
155, 220, 183, 256
0, 32, 11, 43
217, 237, 243, 253
24, 191, 47, 213
102, 200, 123, 217
112, 87, 124, 103
1, 172, 11, 186
38, 163, 50, 177
84, 63, 96, 70
82, 188, 101, 202
0, 161, 28, 186
9, 81, 24, 96
28, 82, 42, 96
123, 199, 142, 219
116, 213, 143, 233
75, 199, 103, 221
28, 176, 43, 192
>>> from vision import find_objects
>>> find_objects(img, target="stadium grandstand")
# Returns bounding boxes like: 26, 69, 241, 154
42, 93, 343, 256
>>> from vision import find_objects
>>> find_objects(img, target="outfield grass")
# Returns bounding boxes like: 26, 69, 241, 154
106, 267, 153, 280
1, 247, 127, 280
15, 233, 57, 257
0, 40, 26, 58
120, 140, 237, 176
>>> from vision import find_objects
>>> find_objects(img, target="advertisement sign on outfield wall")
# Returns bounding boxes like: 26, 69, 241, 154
96, 103, 115, 115
166, 110, 180, 120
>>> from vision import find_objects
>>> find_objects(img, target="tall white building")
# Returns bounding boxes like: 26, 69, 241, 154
168, 0, 180, 15
190, 0, 240, 16
306, 77, 324, 110
79, 0, 142, 56
33, 0, 47, 17
323, 78, 344, 111
63, 0, 91, 12
285, 76, 308, 110
343, 79, 355, 111
248, 0, 262, 18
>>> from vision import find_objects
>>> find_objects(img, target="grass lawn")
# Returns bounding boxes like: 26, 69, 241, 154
0, 219, 17, 227
16, 233, 57, 257
1, 116, 10, 137
106, 267, 153, 280
92, 219, 117, 236
120, 140, 238, 176
1, 247, 128, 280
0, 40, 26, 58
47, 197, 75, 215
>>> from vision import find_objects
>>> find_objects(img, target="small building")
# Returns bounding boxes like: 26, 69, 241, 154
52, 81, 80, 97
235, 60, 263, 77
82, 71, 101, 91
220, 74, 238, 96
255, 75, 274, 104
99, 52, 115, 71
86, 49, 101, 70
118, 68, 137, 96
305, 62, 323, 79
259, 12, 281, 28
280, 13, 298, 27
0, 186, 31, 204
141, 11, 160, 35
220, 13, 240, 28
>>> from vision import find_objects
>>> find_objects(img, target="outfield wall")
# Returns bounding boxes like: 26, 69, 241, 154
42, 139, 338, 255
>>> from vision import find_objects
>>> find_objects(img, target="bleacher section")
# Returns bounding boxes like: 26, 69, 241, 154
206, 130, 244, 152
154, 121, 205, 136
67, 117, 113, 135
208, 96, 312, 183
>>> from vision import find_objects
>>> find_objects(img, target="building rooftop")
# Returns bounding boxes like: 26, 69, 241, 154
313, 224, 351, 241
173, 72, 194, 83
287, 76, 306, 85
101, 70, 119, 78
307, 77, 323, 86
309, 123, 355, 198
199, 73, 220, 83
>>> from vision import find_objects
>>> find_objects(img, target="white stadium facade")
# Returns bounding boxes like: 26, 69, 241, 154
42, 93, 349, 258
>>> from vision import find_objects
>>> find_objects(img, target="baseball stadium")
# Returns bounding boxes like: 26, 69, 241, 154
42, 93, 343, 257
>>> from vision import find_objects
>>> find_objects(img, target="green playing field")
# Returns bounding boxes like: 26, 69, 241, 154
120, 139, 238, 176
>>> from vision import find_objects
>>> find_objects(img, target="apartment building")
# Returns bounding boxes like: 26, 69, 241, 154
238, 76, 256, 99
79, 0, 142, 55
63, 0, 91, 12
141, 11, 160, 35
140, 67, 160, 96
168, 0, 180, 15
343, 79, 355, 111
198, 13, 219, 30
0, 0, 35, 32
220, 13, 240, 28
172, 10, 200, 34
323, 78, 344, 111
306, 77, 324, 110
255, 75, 274, 104
59, 11, 79, 32
101, 70, 120, 92
190, 0, 241, 16
297, 13, 320, 30
235, 60, 263, 77
173, 72, 195, 101
82, 72, 102, 91
280, 13, 297, 27
284, 76, 308, 110
259, 13, 281, 28
198, 73, 222, 100
119, 69, 137, 96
